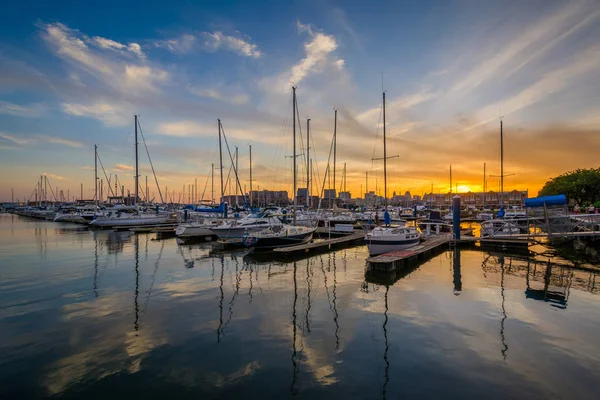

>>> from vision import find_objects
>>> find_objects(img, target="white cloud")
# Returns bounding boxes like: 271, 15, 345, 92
91, 36, 146, 58
190, 87, 250, 104
43, 173, 69, 181
473, 45, 600, 124
0, 133, 33, 145
356, 88, 440, 125
449, 1, 596, 96
38, 135, 84, 148
259, 22, 345, 94
202, 31, 262, 58
0, 132, 83, 148
62, 101, 131, 126
157, 120, 210, 137
114, 163, 133, 172
0, 101, 46, 117
154, 33, 197, 54
41, 22, 166, 94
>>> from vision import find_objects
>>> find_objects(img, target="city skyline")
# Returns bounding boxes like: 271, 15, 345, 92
2, 0, 600, 202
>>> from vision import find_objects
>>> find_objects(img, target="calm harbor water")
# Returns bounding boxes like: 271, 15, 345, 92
1, 213, 599, 399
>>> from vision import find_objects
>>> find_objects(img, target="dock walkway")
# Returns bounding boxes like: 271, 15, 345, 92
367, 234, 452, 270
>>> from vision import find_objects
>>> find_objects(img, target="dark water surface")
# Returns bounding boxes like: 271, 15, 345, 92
1, 214, 600, 399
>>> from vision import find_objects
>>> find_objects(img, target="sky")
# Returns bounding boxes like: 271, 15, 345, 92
1, 0, 600, 203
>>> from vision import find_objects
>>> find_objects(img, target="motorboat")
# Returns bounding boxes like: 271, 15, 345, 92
365, 226, 421, 256
242, 225, 316, 249
479, 219, 524, 238
476, 212, 494, 221
54, 205, 97, 224
89, 205, 176, 227
210, 209, 284, 239
176, 218, 222, 238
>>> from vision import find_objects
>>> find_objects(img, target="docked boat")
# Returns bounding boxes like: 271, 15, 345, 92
479, 219, 525, 238
363, 90, 422, 256
176, 218, 222, 238
89, 205, 176, 228
54, 205, 97, 224
210, 210, 283, 239
365, 226, 421, 256
242, 225, 316, 249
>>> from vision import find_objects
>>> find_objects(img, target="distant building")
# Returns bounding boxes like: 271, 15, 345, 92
339, 191, 351, 202
249, 190, 289, 206
323, 189, 336, 200
422, 190, 528, 208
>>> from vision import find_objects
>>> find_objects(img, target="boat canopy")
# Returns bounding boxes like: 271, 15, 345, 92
524, 195, 567, 208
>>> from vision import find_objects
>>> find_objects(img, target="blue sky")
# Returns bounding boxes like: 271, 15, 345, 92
1, 0, 600, 202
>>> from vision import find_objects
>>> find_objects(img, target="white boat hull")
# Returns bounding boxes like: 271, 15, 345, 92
175, 224, 214, 237
365, 238, 421, 256
211, 226, 267, 239
90, 215, 172, 227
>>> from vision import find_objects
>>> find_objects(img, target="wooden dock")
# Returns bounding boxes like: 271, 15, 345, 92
367, 234, 452, 270
272, 231, 365, 256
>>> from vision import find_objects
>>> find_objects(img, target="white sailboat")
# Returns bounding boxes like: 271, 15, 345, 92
365, 90, 421, 256
242, 86, 315, 249
89, 116, 175, 228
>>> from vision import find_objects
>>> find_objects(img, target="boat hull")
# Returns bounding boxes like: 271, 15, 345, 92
211, 226, 267, 239
89, 215, 172, 227
242, 232, 314, 249
175, 224, 214, 237
365, 237, 421, 256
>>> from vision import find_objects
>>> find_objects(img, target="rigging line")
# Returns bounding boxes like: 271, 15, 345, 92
316, 127, 336, 210
44, 176, 58, 201
136, 118, 164, 203
219, 121, 247, 204
200, 166, 211, 202
96, 152, 116, 197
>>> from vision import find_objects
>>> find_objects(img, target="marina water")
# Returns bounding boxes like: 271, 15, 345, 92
1, 213, 599, 399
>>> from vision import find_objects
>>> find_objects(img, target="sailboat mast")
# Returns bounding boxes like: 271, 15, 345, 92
333, 109, 337, 202
483, 162, 486, 208
211, 163, 215, 205
134, 115, 139, 206
292, 86, 297, 224
218, 119, 224, 204
306, 118, 310, 208
500, 120, 504, 207
235, 146, 239, 207
383, 91, 387, 208
94, 144, 98, 207
249, 144, 253, 208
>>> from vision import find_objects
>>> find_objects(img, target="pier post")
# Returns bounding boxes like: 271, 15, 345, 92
453, 195, 461, 240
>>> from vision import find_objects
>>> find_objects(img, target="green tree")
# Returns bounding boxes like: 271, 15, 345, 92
538, 168, 600, 205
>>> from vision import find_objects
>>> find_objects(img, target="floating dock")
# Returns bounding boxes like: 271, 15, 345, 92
272, 231, 365, 256
367, 234, 452, 270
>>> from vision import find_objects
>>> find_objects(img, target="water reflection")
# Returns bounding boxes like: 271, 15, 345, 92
382, 285, 390, 400
3, 215, 600, 399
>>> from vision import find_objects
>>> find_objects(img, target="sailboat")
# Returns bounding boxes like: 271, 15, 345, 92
242, 87, 315, 249
365, 91, 421, 256
90, 116, 176, 228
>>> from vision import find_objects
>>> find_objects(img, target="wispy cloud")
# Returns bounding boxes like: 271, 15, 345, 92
113, 163, 133, 172
38, 135, 84, 148
0, 133, 32, 146
43, 173, 69, 181
91, 36, 145, 58
202, 31, 261, 58
1, 132, 84, 148
190, 87, 249, 105
40, 22, 167, 94
259, 21, 345, 94
62, 101, 131, 126
155, 31, 261, 58
0, 101, 46, 117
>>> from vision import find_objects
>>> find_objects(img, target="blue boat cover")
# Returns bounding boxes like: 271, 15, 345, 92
524, 195, 567, 208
